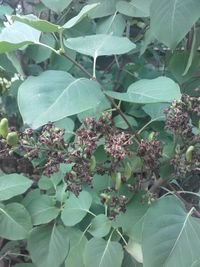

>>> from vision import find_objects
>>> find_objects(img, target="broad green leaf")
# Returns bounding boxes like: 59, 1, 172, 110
26, 195, 59, 225
0, 21, 41, 53
114, 114, 138, 129
78, 97, 110, 122
64, 34, 136, 59
115, 194, 149, 242
49, 47, 76, 71
107, 77, 181, 104
65, 228, 87, 267
84, 238, 124, 267
88, 0, 118, 18
18, 70, 104, 129
117, 0, 151, 17
63, 3, 99, 29
0, 203, 32, 240
150, 0, 200, 48
27, 33, 56, 63
12, 14, 61, 32
38, 176, 53, 190
168, 51, 200, 83
61, 191, 92, 226
143, 196, 200, 267
96, 14, 126, 36
27, 224, 69, 267
0, 174, 32, 201
89, 214, 111, 237
142, 103, 170, 121
41, 0, 73, 14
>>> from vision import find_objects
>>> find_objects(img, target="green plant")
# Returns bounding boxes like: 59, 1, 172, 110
0, 1, 200, 266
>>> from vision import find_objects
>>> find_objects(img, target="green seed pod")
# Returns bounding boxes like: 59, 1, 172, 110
70, 171, 77, 179
115, 172, 122, 191
89, 155, 96, 172
6, 132, 19, 146
148, 132, 155, 141
185, 146, 194, 162
0, 118, 9, 138
124, 162, 132, 180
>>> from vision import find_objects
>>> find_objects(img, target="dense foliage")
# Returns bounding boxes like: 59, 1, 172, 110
0, 0, 200, 266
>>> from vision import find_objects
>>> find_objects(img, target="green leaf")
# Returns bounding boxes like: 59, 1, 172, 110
63, 3, 99, 29
115, 194, 149, 242
0, 174, 32, 201
27, 33, 56, 64
27, 224, 69, 267
150, 0, 200, 48
12, 14, 61, 32
107, 77, 181, 104
89, 214, 111, 237
117, 0, 151, 17
0, 21, 41, 53
88, 0, 118, 18
114, 114, 138, 129
168, 51, 200, 83
64, 34, 136, 59
26, 195, 60, 225
49, 47, 76, 72
142, 103, 170, 121
38, 176, 53, 190
84, 238, 124, 267
65, 228, 87, 267
0, 203, 32, 240
96, 14, 126, 36
41, 0, 73, 14
61, 191, 92, 226
18, 70, 104, 129
142, 196, 200, 267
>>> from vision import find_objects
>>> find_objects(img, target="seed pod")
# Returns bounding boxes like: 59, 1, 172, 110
89, 155, 96, 172
185, 146, 194, 162
70, 171, 77, 179
115, 172, 122, 191
148, 132, 155, 141
0, 118, 9, 138
124, 162, 132, 180
6, 132, 19, 146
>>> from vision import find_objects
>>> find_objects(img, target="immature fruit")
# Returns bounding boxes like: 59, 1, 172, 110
148, 132, 155, 141
124, 162, 132, 180
115, 172, 122, 191
185, 146, 194, 162
6, 132, 19, 146
0, 118, 9, 138
89, 155, 96, 172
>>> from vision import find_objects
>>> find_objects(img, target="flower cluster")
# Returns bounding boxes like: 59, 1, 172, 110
100, 187, 127, 220
137, 138, 162, 172
105, 131, 133, 160
20, 122, 67, 176
164, 100, 193, 139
